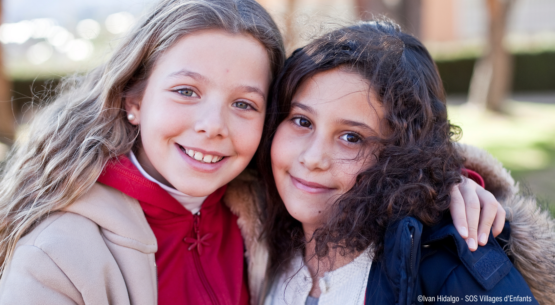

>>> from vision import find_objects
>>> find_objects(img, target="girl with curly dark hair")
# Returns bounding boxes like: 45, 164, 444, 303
258, 20, 539, 304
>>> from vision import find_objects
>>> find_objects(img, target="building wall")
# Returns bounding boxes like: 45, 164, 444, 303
423, 0, 555, 43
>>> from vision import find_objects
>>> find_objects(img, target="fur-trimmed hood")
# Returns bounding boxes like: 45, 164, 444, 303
223, 144, 555, 305
456, 144, 555, 305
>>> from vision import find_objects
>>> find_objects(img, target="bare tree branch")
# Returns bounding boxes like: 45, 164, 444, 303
355, 0, 422, 38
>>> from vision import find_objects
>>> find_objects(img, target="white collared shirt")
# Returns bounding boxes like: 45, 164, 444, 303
265, 247, 372, 305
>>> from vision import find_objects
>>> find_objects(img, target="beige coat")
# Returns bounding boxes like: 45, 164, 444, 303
0, 184, 158, 305
1, 144, 554, 305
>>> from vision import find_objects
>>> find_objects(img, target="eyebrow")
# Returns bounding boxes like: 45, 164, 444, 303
291, 102, 316, 115
337, 119, 377, 133
293, 101, 377, 132
168, 69, 209, 83
238, 85, 266, 100
168, 69, 266, 100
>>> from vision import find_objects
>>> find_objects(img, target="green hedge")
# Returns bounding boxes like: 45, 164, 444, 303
436, 51, 555, 94
10, 51, 555, 117
11, 79, 60, 120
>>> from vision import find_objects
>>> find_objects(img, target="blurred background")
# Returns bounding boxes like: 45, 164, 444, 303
0, 0, 553, 211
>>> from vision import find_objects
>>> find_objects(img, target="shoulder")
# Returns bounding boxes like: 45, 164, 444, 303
7, 183, 141, 280
0, 184, 145, 304
14, 209, 120, 275
418, 218, 538, 303
17, 210, 106, 257
456, 143, 518, 201
11, 182, 134, 265
0, 240, 83, 304
0, 211, 111, 305
457, 144, 555, 303
374, 216, 537, 303
20, 182, 148, 256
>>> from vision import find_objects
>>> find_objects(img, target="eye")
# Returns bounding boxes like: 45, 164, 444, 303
176, 88, 197, 97
232, 101, 254, 110
292, 117, 312, 128
340, 133, 362, 143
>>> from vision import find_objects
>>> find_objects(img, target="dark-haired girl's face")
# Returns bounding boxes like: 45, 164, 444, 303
271, 68, 385, 232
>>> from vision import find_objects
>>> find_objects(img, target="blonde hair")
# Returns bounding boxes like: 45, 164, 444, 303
0, 0, 284, 273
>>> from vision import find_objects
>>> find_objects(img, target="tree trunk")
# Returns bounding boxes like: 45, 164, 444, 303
0, 0, 15, 145
283, 0, 298, 52
355, 0, 422, 38
468, 0, 514, 112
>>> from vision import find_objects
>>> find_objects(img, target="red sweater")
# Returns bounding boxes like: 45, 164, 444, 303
98, 156, 249, 305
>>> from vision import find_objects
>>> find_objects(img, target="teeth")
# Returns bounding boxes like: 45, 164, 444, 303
183, 147, 224, 163
194, 152, 204, 161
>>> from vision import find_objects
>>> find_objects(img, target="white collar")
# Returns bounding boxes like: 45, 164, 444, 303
128, 151, 207, 214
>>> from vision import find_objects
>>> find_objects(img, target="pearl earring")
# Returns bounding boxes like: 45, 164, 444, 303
127, 113, 135, 121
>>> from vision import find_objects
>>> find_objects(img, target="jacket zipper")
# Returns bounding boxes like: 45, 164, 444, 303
409, 232, 414, 274
191, 212, 220, 305
408, 231, 415, 305
154, 261, 158, 303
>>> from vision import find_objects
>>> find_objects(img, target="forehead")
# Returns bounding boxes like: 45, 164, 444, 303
293, 69, 384, 127
151, 28, 271, 85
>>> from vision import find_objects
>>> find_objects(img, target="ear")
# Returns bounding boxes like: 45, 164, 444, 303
124, 94, 141, 125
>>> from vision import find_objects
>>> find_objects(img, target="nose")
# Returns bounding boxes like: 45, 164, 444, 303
298, 134, 331, 171
193, 102, 229, 138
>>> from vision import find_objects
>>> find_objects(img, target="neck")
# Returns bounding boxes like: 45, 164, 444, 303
302, 224, 359, 297
129, 149, 208, 214
135, 147, 174, 188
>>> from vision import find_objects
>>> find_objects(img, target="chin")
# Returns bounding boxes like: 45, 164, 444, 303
284, 205, 317, 224
170, 177, 216, 197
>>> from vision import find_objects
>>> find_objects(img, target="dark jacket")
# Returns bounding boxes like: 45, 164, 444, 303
365, 216, 538, 304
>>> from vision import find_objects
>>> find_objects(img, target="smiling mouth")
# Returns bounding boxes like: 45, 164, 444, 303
290, 175, 334, 193
177, 144, 226, 164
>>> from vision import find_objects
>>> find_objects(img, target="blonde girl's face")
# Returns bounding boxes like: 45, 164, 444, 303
271, 69, 385, 232
126, 29, 271, 197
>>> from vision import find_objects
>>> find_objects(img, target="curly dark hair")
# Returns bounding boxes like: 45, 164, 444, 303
257, 20, 464, 281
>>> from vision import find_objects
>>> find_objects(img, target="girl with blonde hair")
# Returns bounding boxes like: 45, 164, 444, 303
0, 0, 283, 303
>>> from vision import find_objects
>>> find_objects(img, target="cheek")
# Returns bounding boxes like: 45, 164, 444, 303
334, 150, 376, 192
230, 115, 265, 159
335, 165, 360, 193
270, 124, 295, 175
140, 100, 190, 145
